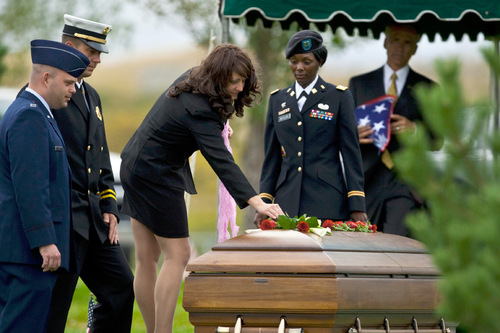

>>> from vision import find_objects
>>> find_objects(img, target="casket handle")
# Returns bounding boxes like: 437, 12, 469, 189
278, 316, 286, 333
234, 316, 243, 333
215, 316, 303, 333
349, 317, 451, 333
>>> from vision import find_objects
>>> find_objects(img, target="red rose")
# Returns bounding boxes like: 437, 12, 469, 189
260, 219, 276, 230
322, 219, 334, 228
297, 221, 310, 232
334, 221, 344, 226
369, 224, 377, 233
347, 221, 358, 229
358, 221, 366, 227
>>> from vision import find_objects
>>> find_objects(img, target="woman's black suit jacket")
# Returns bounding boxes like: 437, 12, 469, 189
120, 87, 256, 209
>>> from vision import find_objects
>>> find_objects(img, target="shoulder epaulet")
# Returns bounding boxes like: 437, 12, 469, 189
336, 85, 348, 91
270, 89, 280, 95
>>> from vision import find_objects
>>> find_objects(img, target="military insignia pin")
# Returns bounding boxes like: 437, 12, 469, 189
95, 106, 103, 121
311, 88, 318, 94
301, 38, 312, 51
318, 103, 329, 110
281, 102, 286, 108
278, 108, 290, 116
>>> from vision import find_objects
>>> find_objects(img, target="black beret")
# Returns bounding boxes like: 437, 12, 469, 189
285, 30, 323, 59
31, 39, 90, 78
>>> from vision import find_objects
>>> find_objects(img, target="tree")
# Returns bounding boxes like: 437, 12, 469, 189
0, 0, 133, 82
395, 48, 500, 332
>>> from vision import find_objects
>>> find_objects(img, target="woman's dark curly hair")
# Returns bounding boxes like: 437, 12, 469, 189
167, 44, 261, 119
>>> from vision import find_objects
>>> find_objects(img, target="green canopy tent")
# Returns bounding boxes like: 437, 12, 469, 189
219, 0, 500, 41
218, 0, 500, 127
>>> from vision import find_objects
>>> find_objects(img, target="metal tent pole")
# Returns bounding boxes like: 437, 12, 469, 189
221, 17, 230, 43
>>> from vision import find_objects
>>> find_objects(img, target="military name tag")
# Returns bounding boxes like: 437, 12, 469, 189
54, 146, 63, 152
278, 113, 291, 122
310, 110, 333, 120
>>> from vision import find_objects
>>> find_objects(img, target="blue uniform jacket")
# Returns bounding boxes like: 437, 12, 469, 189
0, 90, 72, 270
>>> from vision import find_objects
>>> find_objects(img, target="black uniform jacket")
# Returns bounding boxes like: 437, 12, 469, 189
259, 76, 366, 219
52, 82, 118, 243
120, 88, 257, 209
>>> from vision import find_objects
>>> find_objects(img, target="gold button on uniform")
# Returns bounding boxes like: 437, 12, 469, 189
298, 152, 302, 157
297, 136, 302, 142
297, 121, 302, 126
101, 147, 104, 152
88, 168, 91, 174
87, 145, 91, 151
298, 167, 302, 172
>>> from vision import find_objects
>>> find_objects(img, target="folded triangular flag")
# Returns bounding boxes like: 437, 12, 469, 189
355, 95, 396, 152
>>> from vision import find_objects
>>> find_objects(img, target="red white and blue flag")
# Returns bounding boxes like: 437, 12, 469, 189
86, 294, 97, 333
355, 95, 396, 152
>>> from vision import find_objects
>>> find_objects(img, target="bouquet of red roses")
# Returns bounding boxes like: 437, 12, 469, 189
260, 214, 377, 234
321, 220, 377, 233
260, 214, 318, 232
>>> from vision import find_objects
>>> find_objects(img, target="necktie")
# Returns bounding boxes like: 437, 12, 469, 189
81, 85, 90, 112
381, 73, 398, 170
387, 73, 398, 98
298, 90, 308, 111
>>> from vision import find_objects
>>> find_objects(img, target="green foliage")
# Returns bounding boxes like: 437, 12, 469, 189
65, 278, 193, 333
0, 44, 8, 80
141, 0, 219, 47
394, 49, 500, 333
273, 214, 319, 229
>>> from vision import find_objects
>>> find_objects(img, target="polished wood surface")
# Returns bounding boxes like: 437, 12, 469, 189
183, 230, 450, 332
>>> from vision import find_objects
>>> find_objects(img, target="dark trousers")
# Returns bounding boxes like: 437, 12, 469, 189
365, 164, 419, 237
0, 263, 57, 333
47, 227, 134, 333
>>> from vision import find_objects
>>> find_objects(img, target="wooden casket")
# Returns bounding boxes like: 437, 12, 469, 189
183, 230, 456, 333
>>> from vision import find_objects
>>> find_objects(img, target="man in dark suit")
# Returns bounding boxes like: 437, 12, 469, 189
0, 40, 89, 333
46, 15, 134, 333
348, 24, 435, 236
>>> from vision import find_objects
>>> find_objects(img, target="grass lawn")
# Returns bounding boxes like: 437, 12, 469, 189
64, 278, 193, 333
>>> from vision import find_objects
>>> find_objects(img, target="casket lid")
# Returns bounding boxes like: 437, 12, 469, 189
187, 230, 438, 276
213, 230, 427, 253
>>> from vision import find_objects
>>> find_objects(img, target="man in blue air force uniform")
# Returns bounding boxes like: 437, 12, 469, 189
0, 39, 89, 333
